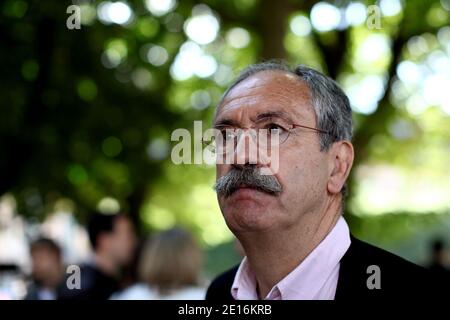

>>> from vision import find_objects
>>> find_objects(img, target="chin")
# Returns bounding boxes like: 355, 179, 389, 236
222, 202, 279, 233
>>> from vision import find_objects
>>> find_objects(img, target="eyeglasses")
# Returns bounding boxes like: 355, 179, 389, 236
203, 117, 332, 155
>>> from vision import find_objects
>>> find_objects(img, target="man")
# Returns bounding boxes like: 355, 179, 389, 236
24, 238, 64, 300
206, 62, 436, 300
58, 213, 137, 300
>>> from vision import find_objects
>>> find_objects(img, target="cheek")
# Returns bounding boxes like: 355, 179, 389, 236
216, 164, 228, 179
279, 149, 327, 196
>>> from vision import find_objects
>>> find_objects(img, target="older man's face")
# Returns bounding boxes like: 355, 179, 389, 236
215, 71, 331, 233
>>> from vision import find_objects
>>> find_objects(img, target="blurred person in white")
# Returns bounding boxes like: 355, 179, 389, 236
111, 227, 206, 300
24, 238, 64, 300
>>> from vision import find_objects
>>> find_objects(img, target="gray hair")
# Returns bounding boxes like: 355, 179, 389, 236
217, 61, 353, 151
216, 61, 353, 199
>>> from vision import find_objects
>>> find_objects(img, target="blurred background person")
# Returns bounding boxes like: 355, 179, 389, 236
111, 227, 205, 300
24, 238, 63, 300
58, 213, 137, 300
428, 239, 450, 285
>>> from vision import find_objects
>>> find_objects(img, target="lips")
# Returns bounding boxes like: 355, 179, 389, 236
230, 184, 262, 196
235, 184, 259, 191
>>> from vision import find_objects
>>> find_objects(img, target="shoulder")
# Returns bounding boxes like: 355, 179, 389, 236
336, 236, 437, 299
110, 283, 156, 300
205, 265, 239, 301
347, 236, 428, 276
24, 283, 39, 300
58, 264, 118, 300
163, 287, 207, 300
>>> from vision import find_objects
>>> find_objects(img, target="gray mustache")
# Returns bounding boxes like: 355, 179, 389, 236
214, 166, 282, 198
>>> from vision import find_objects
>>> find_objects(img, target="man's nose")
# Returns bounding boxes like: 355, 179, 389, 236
234, 130, 259, 166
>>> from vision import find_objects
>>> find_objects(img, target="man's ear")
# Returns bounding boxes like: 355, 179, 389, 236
327, 141, 354, 194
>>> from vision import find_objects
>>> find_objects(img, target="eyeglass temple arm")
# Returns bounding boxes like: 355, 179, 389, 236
291, 124, 333, 136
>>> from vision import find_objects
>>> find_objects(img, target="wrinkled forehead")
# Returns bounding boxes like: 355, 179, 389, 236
215, 70, 315, 125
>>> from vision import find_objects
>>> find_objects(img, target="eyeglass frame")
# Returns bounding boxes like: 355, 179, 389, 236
203, 116, 335, 155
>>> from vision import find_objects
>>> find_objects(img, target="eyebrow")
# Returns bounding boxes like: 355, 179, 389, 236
214, 110, 294, 128
213, 118, 240, 128
254, 111, 292, 122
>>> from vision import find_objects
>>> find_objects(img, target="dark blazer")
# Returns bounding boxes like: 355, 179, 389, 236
57, 264, 118, 300
206, 236, 442, 300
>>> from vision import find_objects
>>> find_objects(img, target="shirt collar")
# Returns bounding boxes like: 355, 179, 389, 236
231, 216, 351, 300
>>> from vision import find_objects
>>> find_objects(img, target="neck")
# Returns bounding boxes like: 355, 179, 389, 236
94, 252, 118, 277
238, 196, 342, 299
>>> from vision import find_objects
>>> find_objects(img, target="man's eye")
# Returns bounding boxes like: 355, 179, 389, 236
220, 130, 235, 141
265, 123, 286, 133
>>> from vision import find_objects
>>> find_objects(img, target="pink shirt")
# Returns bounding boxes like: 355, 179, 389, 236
231, 216, 351, 300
